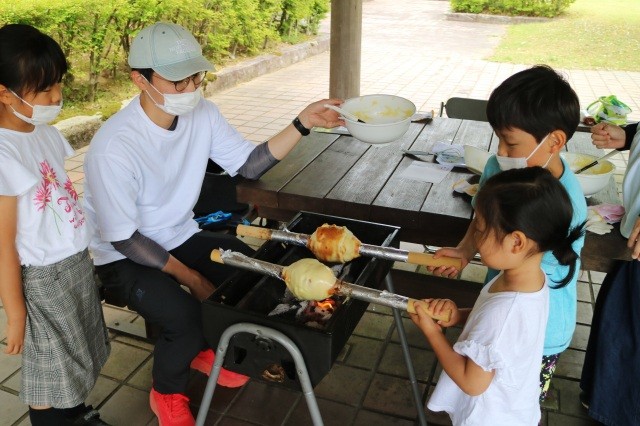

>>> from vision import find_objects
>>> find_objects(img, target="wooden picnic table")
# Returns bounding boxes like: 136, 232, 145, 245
237, 117, 632, 273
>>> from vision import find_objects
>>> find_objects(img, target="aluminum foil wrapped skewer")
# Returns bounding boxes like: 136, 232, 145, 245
211, 249, 451, 322
236, 224, 462, 269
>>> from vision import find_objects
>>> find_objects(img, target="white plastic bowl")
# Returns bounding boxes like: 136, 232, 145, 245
463, 145, 492, 175
341, 94, 416, 144
561, 152, 616, 197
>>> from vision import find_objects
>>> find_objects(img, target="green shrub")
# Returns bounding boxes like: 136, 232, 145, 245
100, 101, 124, 120
0, 0, 329, 103
451, 0, 575, 17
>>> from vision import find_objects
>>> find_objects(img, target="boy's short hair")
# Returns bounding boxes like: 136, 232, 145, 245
486, 65, 580, 142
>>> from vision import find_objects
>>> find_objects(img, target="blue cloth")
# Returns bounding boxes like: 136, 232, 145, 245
194, 211, 233, 225
580, 260, 640, 425
473, 156, 588, 355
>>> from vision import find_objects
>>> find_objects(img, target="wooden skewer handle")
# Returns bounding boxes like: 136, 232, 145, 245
406, 252, 462, 269
406, 298, 452, 322
236, 224, 274, 240
211, 249, 224, 263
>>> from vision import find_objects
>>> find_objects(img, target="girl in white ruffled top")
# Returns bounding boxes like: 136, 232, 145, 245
411, 167, 585, 426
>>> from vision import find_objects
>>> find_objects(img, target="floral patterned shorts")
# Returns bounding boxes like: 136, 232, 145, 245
539, 353, 561, 402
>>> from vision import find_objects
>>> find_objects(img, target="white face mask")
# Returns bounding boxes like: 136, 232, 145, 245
10, 90, 62, 125
496, 134, 553, 171
144, 77, 201, 116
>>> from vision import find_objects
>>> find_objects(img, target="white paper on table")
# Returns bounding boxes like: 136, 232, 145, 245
431, 142, 464, 156
400, 162, 453, 183
313, 126, 351, 135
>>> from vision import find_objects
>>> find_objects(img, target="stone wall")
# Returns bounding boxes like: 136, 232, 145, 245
54, 114, 103, 150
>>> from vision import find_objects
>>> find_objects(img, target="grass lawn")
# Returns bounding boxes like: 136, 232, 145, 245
489, 0, 640, 71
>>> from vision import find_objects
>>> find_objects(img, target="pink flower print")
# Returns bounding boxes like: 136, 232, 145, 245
64, 178, 78, 201
33, 180, 63, 235
39, 160, 60, 189
33, 182, 52, 212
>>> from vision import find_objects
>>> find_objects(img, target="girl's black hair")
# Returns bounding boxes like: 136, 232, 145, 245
0, 24, 68, 96
486, 65, 580, 143
474, 167, 585, 288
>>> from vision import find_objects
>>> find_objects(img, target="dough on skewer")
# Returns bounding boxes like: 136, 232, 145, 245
282, 258, 336, 300
308, 224, 361, 263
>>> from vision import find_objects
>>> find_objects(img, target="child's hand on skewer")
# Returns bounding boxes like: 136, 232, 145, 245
410, 298, 460, 336
426, 298, 460, 327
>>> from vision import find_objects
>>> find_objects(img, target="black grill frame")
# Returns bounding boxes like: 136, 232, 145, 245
201, 211, 399, 388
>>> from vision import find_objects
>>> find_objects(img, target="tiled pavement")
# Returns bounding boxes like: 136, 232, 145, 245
1, 0, 638, 424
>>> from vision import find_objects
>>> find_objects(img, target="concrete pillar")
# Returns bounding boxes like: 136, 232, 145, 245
329, 0, 362, 100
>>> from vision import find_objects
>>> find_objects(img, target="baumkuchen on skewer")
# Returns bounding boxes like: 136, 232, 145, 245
210, 249, 451, 322
236, 224, 462, 269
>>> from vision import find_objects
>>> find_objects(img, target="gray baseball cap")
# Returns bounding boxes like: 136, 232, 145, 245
128, 22, 214, 81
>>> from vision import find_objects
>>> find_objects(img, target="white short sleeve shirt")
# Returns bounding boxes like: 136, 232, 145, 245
427, 273, 549, 426
83, 95, 256, 265
0, 126, 89, 266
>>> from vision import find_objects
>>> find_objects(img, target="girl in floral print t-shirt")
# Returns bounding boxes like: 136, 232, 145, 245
0, 24, 109, 425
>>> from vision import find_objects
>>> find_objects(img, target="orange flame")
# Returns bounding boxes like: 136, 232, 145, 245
316, 299, 336, 310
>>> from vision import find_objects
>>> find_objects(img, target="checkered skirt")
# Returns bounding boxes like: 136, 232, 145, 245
21, 249, 110, 408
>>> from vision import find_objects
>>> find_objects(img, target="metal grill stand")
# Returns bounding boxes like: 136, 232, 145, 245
195, 323, 324, 426
196, 276, 428, 426
385, 274, 427, 426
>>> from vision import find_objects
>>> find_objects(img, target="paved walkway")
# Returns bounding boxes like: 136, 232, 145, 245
1, 1, 637, 424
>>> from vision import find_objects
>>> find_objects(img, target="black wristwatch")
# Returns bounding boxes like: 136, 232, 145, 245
292, 116, 310, 136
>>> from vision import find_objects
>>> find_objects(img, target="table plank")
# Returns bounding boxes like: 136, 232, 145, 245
325, 122, 427, 220
371, 119, 462, 232
234, 118, 631, 271
278, 134, 371, 214
421, 120, 492, 217
415, 120, 492, 246
236, 132, 339, 207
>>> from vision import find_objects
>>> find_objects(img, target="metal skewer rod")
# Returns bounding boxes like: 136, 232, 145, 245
211, 249, 451, 322
236, 225, 462, 269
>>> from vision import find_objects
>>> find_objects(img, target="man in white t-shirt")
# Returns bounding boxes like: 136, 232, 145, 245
83, 22, 343, 426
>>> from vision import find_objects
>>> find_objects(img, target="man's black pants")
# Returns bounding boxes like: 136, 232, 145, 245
96, 231, 253, 394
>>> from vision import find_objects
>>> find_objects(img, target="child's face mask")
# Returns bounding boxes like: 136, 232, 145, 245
9, 90, 62, 125
496, 134, 553, 171
143, 76, 201, 116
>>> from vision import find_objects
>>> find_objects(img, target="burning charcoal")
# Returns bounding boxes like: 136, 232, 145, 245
296, 298, 339, 329
268, 302, 299, 317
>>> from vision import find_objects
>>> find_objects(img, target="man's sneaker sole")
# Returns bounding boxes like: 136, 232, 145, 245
190, 356, 249, 388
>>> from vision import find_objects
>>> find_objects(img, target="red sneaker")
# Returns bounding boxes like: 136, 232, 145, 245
149, 388, 194, 426
190, 349, 249, 388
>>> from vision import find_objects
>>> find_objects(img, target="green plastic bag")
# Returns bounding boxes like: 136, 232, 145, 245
586, 95, 632, 125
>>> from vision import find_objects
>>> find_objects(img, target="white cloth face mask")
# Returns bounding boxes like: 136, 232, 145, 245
496, 134, 553, 171
144, 77, 202, 116
10, 90, 62, 125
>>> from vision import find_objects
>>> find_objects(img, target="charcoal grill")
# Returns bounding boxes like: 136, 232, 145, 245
201, 211, 399, 388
